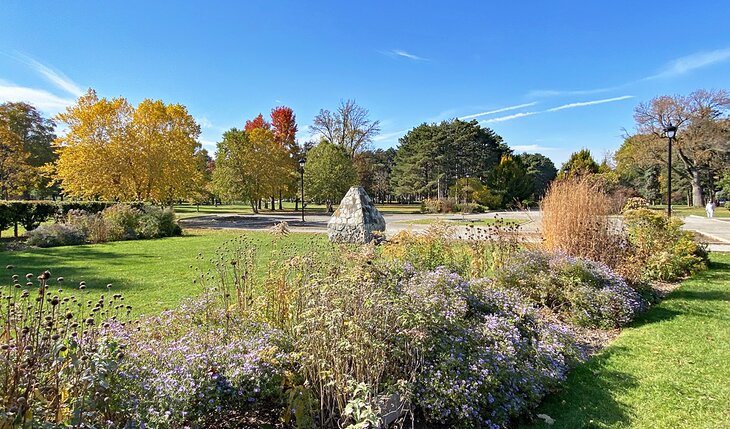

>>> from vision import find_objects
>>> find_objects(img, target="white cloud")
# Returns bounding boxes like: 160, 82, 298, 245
648, 47, 730, 79
383, 49, 428, 61
459, 102, 538, 120
477, 96, 633, 125
546, 95, 634, 112
199, 139, 217, 151
0, 82, 75, 112
197, 116, 213, 128
482, 111, 539, 123
17, 54, 83, 97
373, 129, 408, 142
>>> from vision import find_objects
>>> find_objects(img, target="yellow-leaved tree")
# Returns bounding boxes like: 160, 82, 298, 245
51, 89, 203, 203
211, 127, 291, 212
0, 116, 33, 199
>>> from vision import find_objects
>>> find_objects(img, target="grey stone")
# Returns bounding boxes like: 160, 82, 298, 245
327, 186, 386, 244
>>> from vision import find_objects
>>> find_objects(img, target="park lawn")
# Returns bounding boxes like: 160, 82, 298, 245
1, 224, 27, 238
648, 205, 730, 218
397, 217, 527, 226
0, 229, 327, 315
174, 202, 422, 219
173, 203, 256, 218
522, 253, 730, 429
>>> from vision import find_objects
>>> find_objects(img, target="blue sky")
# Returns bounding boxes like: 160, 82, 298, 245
2, 1, 730, 166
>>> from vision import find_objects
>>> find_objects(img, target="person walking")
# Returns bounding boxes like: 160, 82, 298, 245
706, 200, 716, 218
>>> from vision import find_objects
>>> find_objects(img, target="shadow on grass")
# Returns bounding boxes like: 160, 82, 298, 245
520, 346, 638, 428
709, 260, 730, 271
668, 289, 730, 301
0, 236, 203, 292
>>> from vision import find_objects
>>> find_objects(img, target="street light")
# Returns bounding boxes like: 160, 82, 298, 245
298, 158, 306, 222
664, 123, 677, 217
465, 174, 471, 206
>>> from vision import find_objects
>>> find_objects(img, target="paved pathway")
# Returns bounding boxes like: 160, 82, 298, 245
179, 210, 730, 252
179, 210, 542, 237
680, 215, 730, 252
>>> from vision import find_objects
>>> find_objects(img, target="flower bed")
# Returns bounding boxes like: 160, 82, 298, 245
2, 216, 700, 428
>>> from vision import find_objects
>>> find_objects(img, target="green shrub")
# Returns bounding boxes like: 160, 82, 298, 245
25, 223, 87, 247
57, 201, 113, 217
622, 196, 648, 213
103, 204, 141, 241
65, 209, 109, 243
420, 198, 456, 214
135, 206, 181, 238
0, 201, 113, 238
0, 203, 17, 235
381, 224, 474, 276
24, 204, 181, 247
623, 208, 708, 281
11, 202, 58, 231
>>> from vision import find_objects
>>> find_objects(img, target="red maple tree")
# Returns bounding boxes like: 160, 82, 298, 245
244, 113, 271, 132
270, 106, 298, 151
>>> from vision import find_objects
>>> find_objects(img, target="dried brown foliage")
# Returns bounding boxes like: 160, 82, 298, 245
541, 176, 629, 268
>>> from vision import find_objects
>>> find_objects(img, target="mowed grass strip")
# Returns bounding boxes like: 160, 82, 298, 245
0, 229, 327, 315
648, 205, 730, 218
522, 253, 730, 429
173, 202, 423, 219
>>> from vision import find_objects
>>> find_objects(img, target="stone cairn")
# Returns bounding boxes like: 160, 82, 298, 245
327, 186, 386, 244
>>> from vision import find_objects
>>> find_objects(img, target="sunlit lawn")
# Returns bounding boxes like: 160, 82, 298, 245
522, 253, 730, 429
0, 229, 327, 315
174, 202, 422, 218
648, 204, 730, 218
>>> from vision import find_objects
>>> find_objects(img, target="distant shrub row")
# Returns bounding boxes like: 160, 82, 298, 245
26, 204, 182, 247
0, 201, 114, 236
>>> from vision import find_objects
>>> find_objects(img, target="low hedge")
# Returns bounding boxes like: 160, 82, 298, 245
0, 201, 114, 236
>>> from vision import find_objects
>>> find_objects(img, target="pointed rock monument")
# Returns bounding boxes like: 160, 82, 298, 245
327, 186, 386, 244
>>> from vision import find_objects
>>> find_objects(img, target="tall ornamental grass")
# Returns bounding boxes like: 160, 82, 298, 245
540, 177, 629, 269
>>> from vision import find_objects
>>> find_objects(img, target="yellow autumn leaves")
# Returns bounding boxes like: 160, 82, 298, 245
50, 89, 203, 203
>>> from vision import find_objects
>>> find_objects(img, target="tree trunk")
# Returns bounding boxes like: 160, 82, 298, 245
295, 197, 299, 211
270, 196, 275, 210
250, 200, 258, 214
691, 169, 703, 207
278, 191, 283, 210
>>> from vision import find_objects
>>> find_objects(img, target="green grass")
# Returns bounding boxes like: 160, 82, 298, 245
0, 229, 327, 315
174, 202, 422, 218
521, 253, 730, 429
648, 205, 730, 218
1, 224, 27, 238
397, 217, 527, 226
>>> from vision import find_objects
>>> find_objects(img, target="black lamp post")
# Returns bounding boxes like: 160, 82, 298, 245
298, 158, 306, 222
465, 173, 471, 206
664, 123, 677, 217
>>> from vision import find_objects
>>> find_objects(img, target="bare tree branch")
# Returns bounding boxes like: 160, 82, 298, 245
309, 99, 380, 158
